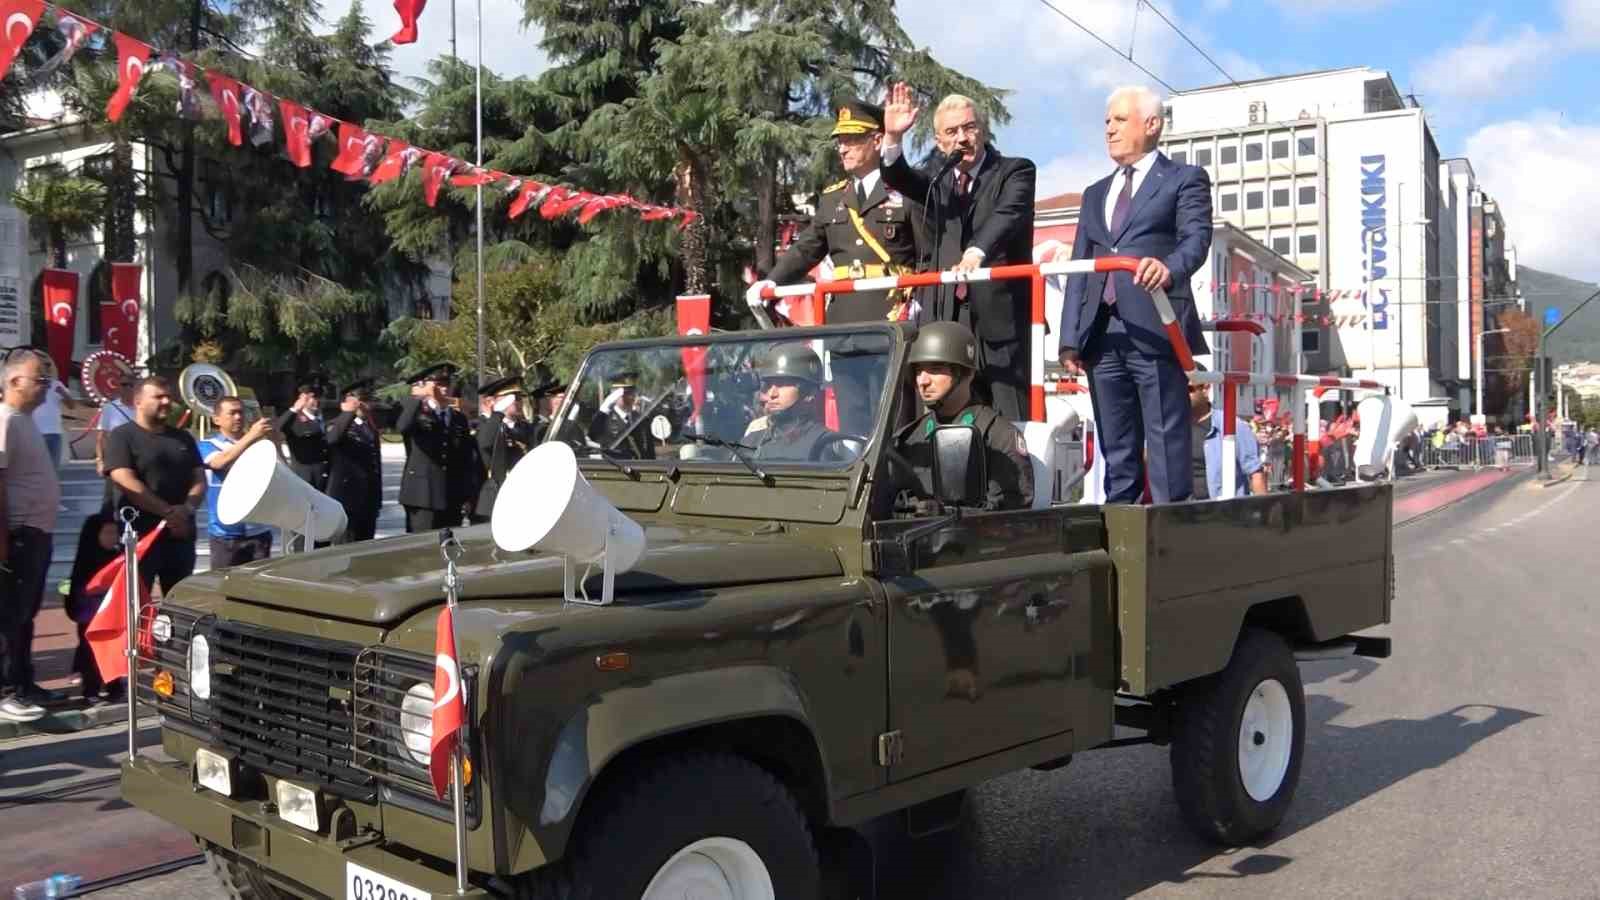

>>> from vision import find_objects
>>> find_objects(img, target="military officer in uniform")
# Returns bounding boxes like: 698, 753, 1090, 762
893, 322, 1033, 510
472, 375, 538, 523
586, 369, 656, 461
757, 99, 921, 436
273, 380, 331, 490
746, 343, 853, 463
324, 378, 383, 543
397, 363, 477, 532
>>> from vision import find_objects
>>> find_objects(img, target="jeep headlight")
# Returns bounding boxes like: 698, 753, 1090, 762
399, 682, 433, 765
189, 634, 211, 700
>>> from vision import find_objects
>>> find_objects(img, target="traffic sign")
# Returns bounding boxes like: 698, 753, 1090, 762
1544, 307, 1561, 327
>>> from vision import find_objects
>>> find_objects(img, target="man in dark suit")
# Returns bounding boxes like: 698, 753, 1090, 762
324, 378, 383, 542
1053, 85, 1213, 504
472, 375, 538, 524
273, 381, 331, 491
878, 82, 1037, 420
396, 363, 476, 532
759, 98, 921, 435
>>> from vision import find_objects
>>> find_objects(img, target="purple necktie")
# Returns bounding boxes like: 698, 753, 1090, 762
1103, 166, 1135, 305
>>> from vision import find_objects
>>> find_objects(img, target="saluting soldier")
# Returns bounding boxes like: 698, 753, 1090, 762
586, 369, 656, 461
758, 98, 922, 435
397, 363, 477, 532
273, 380, 331, 491
472, 375, 538, 524
893, 322, 1033, 511
324, 378, 383, 543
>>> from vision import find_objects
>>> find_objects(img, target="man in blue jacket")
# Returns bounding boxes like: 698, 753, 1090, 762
1054, 85, 1213, 503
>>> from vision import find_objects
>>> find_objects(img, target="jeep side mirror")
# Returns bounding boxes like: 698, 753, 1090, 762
930, 424, 986, 508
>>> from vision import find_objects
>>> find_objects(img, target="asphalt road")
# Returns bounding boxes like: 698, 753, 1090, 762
13, 467, 1598, 899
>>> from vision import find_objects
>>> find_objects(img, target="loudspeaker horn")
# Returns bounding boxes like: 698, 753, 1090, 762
1353, 395, 1418, 480
217, 440, 348, 541
492, 442, 646, 605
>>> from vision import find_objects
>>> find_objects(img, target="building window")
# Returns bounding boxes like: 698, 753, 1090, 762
1219, 191, 1239, 212
1271, 139, 1290, 160
1170, 150, 1187, 165
1246, 190, 1264, 211
1272, 236, 1292, 256
1245, 143, 1263, 162
1272, 188, 1290, 208
1220, 145, 1238, 165
1195, 147, 1213, 166
1298, 185, 1317, 206
202, 159, 232, 225
1302, 330, 1321, 353
1298, 136, 1316, 157
1298, 234, 1318, 255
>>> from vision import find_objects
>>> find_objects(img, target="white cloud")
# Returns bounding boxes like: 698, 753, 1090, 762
1560, 0, 1600, 48
1268, 0, 1393, 17
1465, 113, 1600, 282
321, 0, 548, 86
1414, 24, 1546, 103
1035, 151, 1113, 200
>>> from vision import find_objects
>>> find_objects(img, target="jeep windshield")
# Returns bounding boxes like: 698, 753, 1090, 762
550, 329, 894, 469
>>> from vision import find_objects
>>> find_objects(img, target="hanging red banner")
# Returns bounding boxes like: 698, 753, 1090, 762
421, 152, 458, 207
206, 71, 245, 146
41, 269, 78, 382
0, 0, 44, 81
676, 294, 711, 423
330, 121, 383, 179
104, 262, 142, 360
279, 98, 315, 167
106, 32, 152, 122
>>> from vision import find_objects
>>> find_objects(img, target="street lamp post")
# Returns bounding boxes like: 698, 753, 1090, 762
1476, 326, 1509, 419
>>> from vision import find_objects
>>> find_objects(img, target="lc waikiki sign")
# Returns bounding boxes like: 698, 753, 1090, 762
1359, 154, 1389, 331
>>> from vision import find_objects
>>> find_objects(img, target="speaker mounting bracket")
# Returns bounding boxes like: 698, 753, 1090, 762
562, 523, 622, 607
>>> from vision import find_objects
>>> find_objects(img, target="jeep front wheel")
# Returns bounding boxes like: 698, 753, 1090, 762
1171, 628, 1306, 845
519, 751, 819, 900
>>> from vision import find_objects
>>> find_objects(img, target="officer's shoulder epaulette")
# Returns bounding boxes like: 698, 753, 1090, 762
822, 179, 849, 194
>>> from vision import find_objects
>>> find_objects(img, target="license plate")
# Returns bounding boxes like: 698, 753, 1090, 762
347, 861, 430, 900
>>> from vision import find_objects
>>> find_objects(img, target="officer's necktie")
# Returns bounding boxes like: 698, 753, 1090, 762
1103, 165, 1136, 305
855, 179, 866, 208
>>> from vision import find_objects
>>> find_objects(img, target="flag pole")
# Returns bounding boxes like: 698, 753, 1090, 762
473, 0, 486, 394
120, 506, 139, 761
440, 530, 469, 894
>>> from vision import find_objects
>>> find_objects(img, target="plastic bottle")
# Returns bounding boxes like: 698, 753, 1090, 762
13, 874, 83, 899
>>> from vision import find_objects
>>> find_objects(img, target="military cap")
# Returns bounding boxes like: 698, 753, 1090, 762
907, 321, 979, 370
405, 362, 457, 385
831, 98, 884, 137
756, 343, 824, 385
609, 369, 640, 389
341, 377, 376, 399
479, 374, 523, 397
295, 379, 326, 396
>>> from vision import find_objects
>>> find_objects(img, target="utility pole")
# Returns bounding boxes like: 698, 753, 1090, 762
1536, 285, 1600, 478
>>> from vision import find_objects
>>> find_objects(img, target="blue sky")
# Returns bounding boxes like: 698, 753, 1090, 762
333, 0, 1600, 281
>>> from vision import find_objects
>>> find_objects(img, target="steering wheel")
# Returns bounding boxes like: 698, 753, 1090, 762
815, 431, 871, 460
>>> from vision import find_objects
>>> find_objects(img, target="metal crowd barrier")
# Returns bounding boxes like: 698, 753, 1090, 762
1419, 434, 1536, 470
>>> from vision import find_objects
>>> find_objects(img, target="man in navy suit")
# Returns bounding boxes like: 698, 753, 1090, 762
1054, 86, 1213, 503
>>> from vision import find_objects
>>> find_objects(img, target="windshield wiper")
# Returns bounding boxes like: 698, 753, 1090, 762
564, 438, 638, 479
680, 431, 772, 485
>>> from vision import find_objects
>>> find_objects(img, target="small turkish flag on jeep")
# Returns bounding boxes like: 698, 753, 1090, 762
429, 604, 464, 800
84, 522, 166, 683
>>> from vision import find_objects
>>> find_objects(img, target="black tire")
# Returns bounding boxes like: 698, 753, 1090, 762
518, 751, 820, 900
1171, 628, 1306, 845
205, 846, 295, 899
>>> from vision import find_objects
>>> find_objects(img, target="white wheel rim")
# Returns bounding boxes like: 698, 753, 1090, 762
1238, 678, 1294, 802
641, 836, 775, 900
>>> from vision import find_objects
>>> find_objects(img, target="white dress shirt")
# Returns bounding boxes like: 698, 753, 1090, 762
853, 168, 880, 201
1102, 150, 1158, 229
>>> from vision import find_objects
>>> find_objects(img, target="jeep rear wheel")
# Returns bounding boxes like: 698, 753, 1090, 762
1171, 628, 1306, 845
518, 751, 819, 900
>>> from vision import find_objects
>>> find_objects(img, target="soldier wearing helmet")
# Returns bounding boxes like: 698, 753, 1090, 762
747, 343, 852, 463
893, 322, 1032, 510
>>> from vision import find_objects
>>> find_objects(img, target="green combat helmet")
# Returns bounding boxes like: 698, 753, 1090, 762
756, 343, 824, 385
907, 321, 979, 370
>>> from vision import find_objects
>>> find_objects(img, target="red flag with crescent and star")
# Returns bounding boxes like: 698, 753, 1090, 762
391, 0, 427, 45
676, 294, 711, 420
106, 32, 152, 122
84, 522, 166, 683
330, 121, 377, 177
0, 0, 44, 81
40, 269, 77, 382
368, 140, 421, 185
104, 263, 142, 360
507, 182, 550, 220
420, 152, 458, 207
206, 71, 245, 146
429, 604, 464, 800
279, 98, 314, 167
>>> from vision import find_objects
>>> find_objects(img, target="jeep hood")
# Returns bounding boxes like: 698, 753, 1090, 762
215, 522, 843, 625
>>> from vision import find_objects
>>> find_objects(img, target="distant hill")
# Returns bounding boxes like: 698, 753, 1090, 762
1518, 267, 1600, 364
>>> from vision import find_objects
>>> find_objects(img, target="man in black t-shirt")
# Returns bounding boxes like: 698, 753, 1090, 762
104, 376, 206, 596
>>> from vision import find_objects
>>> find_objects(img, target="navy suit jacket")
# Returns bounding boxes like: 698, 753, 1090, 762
1058, 152, 1212, 360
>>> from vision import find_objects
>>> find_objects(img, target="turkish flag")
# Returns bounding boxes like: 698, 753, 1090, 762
507, 182, 550, 220
391, 0, 426, 45
639, 205, 675, 221
105, 33, 152, 122
577, 194, 632, 225
540, 188, 589, 220
330, 121, 383, 178
677, 294, 711, 422
369, 141, 420, 185
0, 0, 43, 81
421, 152, 458, 207
279, 99, 315, 167
207, 71, 245, 146
103, 263, 142, 360
85, 523, 166, 683
40, 269, 76, 383
450, 167, 497, 188
428, 604, 465, 800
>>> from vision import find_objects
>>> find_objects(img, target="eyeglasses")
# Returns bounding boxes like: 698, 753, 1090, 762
938, 122, 981, 139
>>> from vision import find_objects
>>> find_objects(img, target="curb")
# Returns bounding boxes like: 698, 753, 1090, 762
0, 701, 133, 742
1539, 468, 1577, 487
